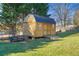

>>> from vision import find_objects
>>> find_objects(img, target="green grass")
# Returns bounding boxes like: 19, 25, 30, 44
0, 29, 79, 56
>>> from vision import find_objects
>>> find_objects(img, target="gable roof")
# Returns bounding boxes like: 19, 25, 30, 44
33, 14, 56, 24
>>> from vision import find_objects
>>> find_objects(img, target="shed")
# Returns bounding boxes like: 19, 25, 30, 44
23, 14, 56, 37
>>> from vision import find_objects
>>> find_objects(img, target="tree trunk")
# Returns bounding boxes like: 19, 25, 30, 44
8, 25, 16, 42
63, 19, 67, 31
9, 25, 16, 36
60, 20, 63, 31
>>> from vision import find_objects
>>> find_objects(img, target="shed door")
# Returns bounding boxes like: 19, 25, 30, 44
23, 23, 32, 36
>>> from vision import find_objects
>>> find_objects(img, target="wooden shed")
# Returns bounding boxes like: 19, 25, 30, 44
23, 14, 56, 38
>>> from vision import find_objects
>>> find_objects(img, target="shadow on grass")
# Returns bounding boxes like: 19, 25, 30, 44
1, 29, 79, 56
56, 28, 79, 38
0, 38, 61, 56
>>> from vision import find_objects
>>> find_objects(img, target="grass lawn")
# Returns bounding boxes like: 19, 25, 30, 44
0, 29, 79, 56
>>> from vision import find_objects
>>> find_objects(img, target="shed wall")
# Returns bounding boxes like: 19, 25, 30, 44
23, 14, 56, 37
34, 22, 56, 37
23, 14, 36, 36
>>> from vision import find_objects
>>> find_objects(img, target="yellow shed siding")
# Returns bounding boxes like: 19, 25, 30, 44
23, 23, 32, 36
23, 14, 36, 36
23, 14, 56, 37
34, 22, 42, 37
34, 22, 56, 37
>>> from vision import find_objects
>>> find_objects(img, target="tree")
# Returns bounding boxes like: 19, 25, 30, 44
49, 3, 70, 30
31, 3, 48, 16
0, 3, 48, 36
73, 10, 79, 28
16, 3, 48, 21
1, 4, 18, 36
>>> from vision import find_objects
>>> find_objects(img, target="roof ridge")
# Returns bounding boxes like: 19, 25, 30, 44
33, 14, 52, 19
27, 14, 56, 24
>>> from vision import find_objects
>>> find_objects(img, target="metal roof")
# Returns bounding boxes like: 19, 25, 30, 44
34, 14, 56, 24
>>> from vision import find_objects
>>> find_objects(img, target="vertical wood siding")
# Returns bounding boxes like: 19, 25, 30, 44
34, 22, 55, 37
23, 14, 56, 37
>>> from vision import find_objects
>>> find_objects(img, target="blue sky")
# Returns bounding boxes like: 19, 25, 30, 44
48, 3, 79, 15
47, 3, 79, 25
